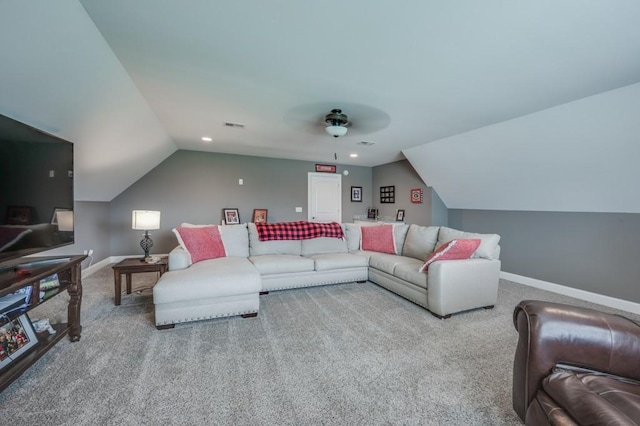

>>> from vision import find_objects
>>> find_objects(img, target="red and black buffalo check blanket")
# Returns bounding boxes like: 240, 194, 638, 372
256, 221, 344, 241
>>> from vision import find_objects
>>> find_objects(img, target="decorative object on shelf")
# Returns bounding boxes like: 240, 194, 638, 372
367, 208, 378, 219
396, 209, 405, 221
39, 274, 60, 291
131, 210, 161, 259
51, 209, 74, 231
411, 188, 423, 203
315, 164, 336, 173
0, 313, 38, 370
252, 209, 268, 224
5, 206, 33, 225
223, 208, 240, 225
324, 108, 349, 138
351, 186, 362, 202
380, 185, 395, 203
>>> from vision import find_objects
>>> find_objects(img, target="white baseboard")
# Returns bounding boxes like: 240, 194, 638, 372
82, 254, 167, 278
501, 271, 640, 315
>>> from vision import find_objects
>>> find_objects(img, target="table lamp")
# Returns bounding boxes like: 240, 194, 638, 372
132, 210, 161, 260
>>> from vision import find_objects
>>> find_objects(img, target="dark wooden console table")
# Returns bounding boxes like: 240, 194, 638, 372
0, 255, 86, 392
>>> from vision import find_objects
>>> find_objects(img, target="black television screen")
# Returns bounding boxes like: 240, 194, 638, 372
0, 113, 74, 264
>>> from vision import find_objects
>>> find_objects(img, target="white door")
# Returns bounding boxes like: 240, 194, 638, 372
308, 173, 342, 222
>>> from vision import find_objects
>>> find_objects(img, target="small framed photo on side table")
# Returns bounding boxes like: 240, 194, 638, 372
367, 208, 378, 220
223, 208, 240, 225
395, 209, 405, 222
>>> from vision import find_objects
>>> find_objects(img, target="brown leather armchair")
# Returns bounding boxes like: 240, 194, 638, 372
512, 300, 640, 425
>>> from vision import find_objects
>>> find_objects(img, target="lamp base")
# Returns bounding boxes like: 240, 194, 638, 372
140, 231, 153, 259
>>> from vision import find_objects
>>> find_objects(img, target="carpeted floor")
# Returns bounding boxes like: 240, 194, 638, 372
1, 265, 638, 425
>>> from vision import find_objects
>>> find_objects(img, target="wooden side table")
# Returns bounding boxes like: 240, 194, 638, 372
111, 257, 168, 306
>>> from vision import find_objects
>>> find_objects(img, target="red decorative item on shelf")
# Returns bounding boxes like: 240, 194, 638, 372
411, 188, 423, 203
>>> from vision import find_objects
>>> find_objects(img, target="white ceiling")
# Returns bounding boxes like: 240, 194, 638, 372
2, 1, 640, 211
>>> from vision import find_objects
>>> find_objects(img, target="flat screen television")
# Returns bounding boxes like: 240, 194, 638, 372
0, 113, 74, 265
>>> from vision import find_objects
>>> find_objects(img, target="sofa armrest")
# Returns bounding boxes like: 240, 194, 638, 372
512, 300, 640, 421
168, 246, 191, 271
427, 258, 500, 318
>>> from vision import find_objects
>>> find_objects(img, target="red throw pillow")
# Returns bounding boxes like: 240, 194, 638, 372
173, 225, 226, 264
419, 239, 481, 272
361, 225, 396, 254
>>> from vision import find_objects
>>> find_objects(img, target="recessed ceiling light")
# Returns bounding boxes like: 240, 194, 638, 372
350, 153, 358, 158
201, 136, 213, 142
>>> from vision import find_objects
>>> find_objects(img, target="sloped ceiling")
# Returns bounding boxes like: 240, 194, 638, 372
1, 1, 640, 211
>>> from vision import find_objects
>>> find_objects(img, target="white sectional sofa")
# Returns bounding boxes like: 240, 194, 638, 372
152, 222, 501, 328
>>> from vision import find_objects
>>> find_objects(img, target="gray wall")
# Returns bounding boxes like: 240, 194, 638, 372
42, 201, 111, 268
449, 209, 640, 303
430, 189, 448, 227
109, 151, 373, 255
372, 160, 431, 225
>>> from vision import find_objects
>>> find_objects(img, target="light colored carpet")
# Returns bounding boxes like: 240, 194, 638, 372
1, 265, 637, 425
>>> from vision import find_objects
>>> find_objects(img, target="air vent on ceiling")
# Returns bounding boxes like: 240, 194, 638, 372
357, 141, 375, 146
224, 122, 245, 128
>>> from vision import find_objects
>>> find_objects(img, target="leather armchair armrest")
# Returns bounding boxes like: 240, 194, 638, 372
512, 300, 640, 421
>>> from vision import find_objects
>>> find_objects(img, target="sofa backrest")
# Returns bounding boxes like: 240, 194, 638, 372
219, 224, 250, 257
436, 226, 501, 260
402, 224, 440, 260
247, 222, 302, 256
301, 235, 348, 256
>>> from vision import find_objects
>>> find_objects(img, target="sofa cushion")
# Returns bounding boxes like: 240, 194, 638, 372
249, 255, 314, 275
436, 227, 501, 260
344, 222, 382, 252
248, 223, 302, 256
392, 224, 410, 255
153, 257, 260, 304
393, 260, 429, 289
310, 253, 369, 271
177, 223, 249, 258
361, 225, 396, 254
301, 234, 348, 256
369, 252, 417, 275
172, 225, 226, 264
402, 224, 440, 260
419, 239, 481, 272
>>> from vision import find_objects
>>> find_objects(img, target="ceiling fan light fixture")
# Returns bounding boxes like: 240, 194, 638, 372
325, 108, 349, 138
326, 125, 348, 137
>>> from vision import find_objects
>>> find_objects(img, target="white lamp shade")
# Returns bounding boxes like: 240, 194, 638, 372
132, 210, 161, 230
56, 210, 74, 231
325, 125, 348, 137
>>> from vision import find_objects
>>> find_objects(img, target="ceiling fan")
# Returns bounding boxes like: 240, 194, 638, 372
283, 102, 391, 138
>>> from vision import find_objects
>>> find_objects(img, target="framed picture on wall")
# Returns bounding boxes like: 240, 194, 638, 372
411, 188, 423, 203
351, 186, 362, 202
252, 209, 268, 224
315, 164, 336, 173
223, 208, 240, 225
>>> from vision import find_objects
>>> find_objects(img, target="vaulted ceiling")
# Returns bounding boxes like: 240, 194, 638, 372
1, 1, 639, 212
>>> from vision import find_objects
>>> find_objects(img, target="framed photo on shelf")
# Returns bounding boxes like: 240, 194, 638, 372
351, 186, 362, 202
0, 314, 38, 370
223, 208, 240, 225
395, 209, 405, 222
367, 208, 378, 219
252, 209, 268, 224
315, 164, 336, 173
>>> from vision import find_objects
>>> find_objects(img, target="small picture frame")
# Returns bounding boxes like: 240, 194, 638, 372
315, 164, 336, 173
252, 209, 268, 224
223, 208, 240, 225
367, 208, 378, 220
50, 208, 70, 225
351, 186, 362, 202
0, 314, 39, 370
411, 188, 423, 204
395, 209, 405, 222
